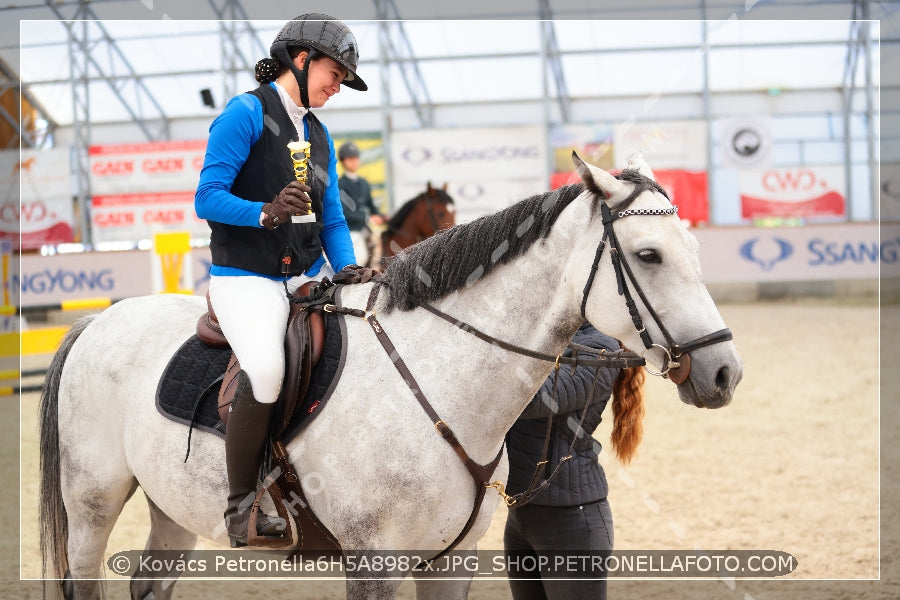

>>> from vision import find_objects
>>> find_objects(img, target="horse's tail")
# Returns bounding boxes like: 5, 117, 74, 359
610, 364, 645, 464
39, 315, 95, 581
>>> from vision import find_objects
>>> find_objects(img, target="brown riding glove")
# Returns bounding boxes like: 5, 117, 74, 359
261, 181, 312, 230
332, 264, 379, 285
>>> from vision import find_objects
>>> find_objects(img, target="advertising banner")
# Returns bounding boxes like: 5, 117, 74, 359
0, 148, 75, 249
390, 126, 548, 223
88, 140, 209, 244
881, 162, 900, 221
612, 120, 707, 170
89, 140, 207, 196
550, 168, 709, 226
17, 245, 213, 308
90, 191, 208, 243
720, 117, 773, 169
701, 223, 880, 282
740, 166, 846, 220
334, 135, 387, 214
14, 224, 887, 308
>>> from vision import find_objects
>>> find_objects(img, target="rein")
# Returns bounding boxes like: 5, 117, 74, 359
580, 186, 733, 384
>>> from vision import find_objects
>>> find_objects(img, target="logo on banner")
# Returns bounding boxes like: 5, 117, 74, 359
14, 157, 36, 173
722, 118, 771, 168
401, 147, 432, 166
739, 237, 793, 271
456, 184, 485, 199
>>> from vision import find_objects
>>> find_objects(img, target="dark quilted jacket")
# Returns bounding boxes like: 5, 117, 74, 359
505, 324, 620, 506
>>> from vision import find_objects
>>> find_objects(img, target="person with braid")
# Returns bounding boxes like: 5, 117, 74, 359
194, 14, 375, 548
503, 323, 645, 600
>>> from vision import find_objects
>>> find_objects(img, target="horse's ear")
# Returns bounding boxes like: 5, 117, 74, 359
426, 182, 434, 193
626, 151, 655, 180
442, 182, 448, 192
572, 151, 622, 200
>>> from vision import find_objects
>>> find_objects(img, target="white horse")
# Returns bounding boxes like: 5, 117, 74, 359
39, 153, 742, 600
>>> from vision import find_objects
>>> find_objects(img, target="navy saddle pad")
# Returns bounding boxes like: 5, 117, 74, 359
156, 310, 346, 443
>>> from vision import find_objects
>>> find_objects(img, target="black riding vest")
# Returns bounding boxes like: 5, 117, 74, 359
208, 84, 330, 276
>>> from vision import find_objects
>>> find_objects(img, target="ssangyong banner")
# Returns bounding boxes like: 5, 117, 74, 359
390, 126, 547, 223
88, 140, 209, 244
740, 166, 846, 220
15, 224, 887, 308
0, 148, 75, 249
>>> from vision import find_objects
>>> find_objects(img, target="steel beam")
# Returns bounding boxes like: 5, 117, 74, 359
373, 0, 434, 128
538, 0, 570, 123
207, 0, 269, 102
44, 0, 170, 142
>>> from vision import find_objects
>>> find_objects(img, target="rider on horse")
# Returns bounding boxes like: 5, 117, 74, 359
194, 14, 369, 547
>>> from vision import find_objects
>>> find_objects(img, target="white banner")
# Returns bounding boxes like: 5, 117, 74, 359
88, 140, 210, 244
613, 119, 707, 170
91, 192, 210, 243
16, 224, 889, 308
0, 148, 75, 249
740, 166, 846, 219
17, 246, 213, 308
700, 223, 880, 281
391, 126, 548, 223
89, 140, 207, 196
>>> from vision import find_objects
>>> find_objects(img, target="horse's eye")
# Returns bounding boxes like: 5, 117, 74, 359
637, 249, 661, 264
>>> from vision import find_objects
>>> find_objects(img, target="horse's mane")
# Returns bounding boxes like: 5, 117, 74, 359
380, 168, 665, 313
385, 187, 455, 231
380, 183, 586, 312
611, 363, 645, 464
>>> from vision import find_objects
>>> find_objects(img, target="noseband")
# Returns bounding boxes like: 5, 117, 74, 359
579, 178, 733, 384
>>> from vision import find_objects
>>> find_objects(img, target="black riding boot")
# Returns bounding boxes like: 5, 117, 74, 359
223, 370, 286, 547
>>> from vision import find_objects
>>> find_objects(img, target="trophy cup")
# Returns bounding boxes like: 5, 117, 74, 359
286, 140, 316, 224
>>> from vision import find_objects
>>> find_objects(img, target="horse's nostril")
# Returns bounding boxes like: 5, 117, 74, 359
715, 365, 730, 393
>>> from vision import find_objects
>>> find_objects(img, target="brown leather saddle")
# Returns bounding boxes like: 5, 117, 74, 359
195, 282, 340, 552
196, 282, 325, 438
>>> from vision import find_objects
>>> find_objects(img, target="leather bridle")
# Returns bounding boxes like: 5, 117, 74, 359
580, 180, 733, 384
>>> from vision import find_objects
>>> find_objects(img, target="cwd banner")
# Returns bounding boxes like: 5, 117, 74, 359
89, 140, 209, 243
390, 126, 548, 223
740, 166, 846, 220
0, 148, 75, 250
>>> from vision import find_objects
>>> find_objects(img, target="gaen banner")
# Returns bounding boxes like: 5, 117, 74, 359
0, 148, 75, 249
89, 140, 209, 243
390, 126, 548, 224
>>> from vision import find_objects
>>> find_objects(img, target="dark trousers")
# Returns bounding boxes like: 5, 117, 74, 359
503, 499, 613, 600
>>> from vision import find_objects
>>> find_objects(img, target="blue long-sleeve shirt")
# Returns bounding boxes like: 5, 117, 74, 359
195, 84, 355, 278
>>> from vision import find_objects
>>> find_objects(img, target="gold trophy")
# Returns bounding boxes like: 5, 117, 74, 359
287, 140, 316, 223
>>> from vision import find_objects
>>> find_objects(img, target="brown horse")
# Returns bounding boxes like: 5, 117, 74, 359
380, 183, 455, 260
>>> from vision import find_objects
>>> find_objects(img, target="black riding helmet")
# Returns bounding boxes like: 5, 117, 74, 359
270, 14, 367, 109
338, 141, 360, 161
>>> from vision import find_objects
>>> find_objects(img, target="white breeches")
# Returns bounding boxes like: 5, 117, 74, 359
208, 265, 334, 403
349, 230, 369, 267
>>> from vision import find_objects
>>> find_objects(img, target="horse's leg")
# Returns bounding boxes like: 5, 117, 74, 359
411, 547, 475, 600
62, 474, 138, 600
344, 553, 406, 600
345, 576, 404, 600
129, 497, 198, 600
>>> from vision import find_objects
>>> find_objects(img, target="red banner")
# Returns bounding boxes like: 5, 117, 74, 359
551, 169, 709, 226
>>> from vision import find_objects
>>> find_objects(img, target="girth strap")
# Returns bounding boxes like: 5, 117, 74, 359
365, 282, 503, 559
